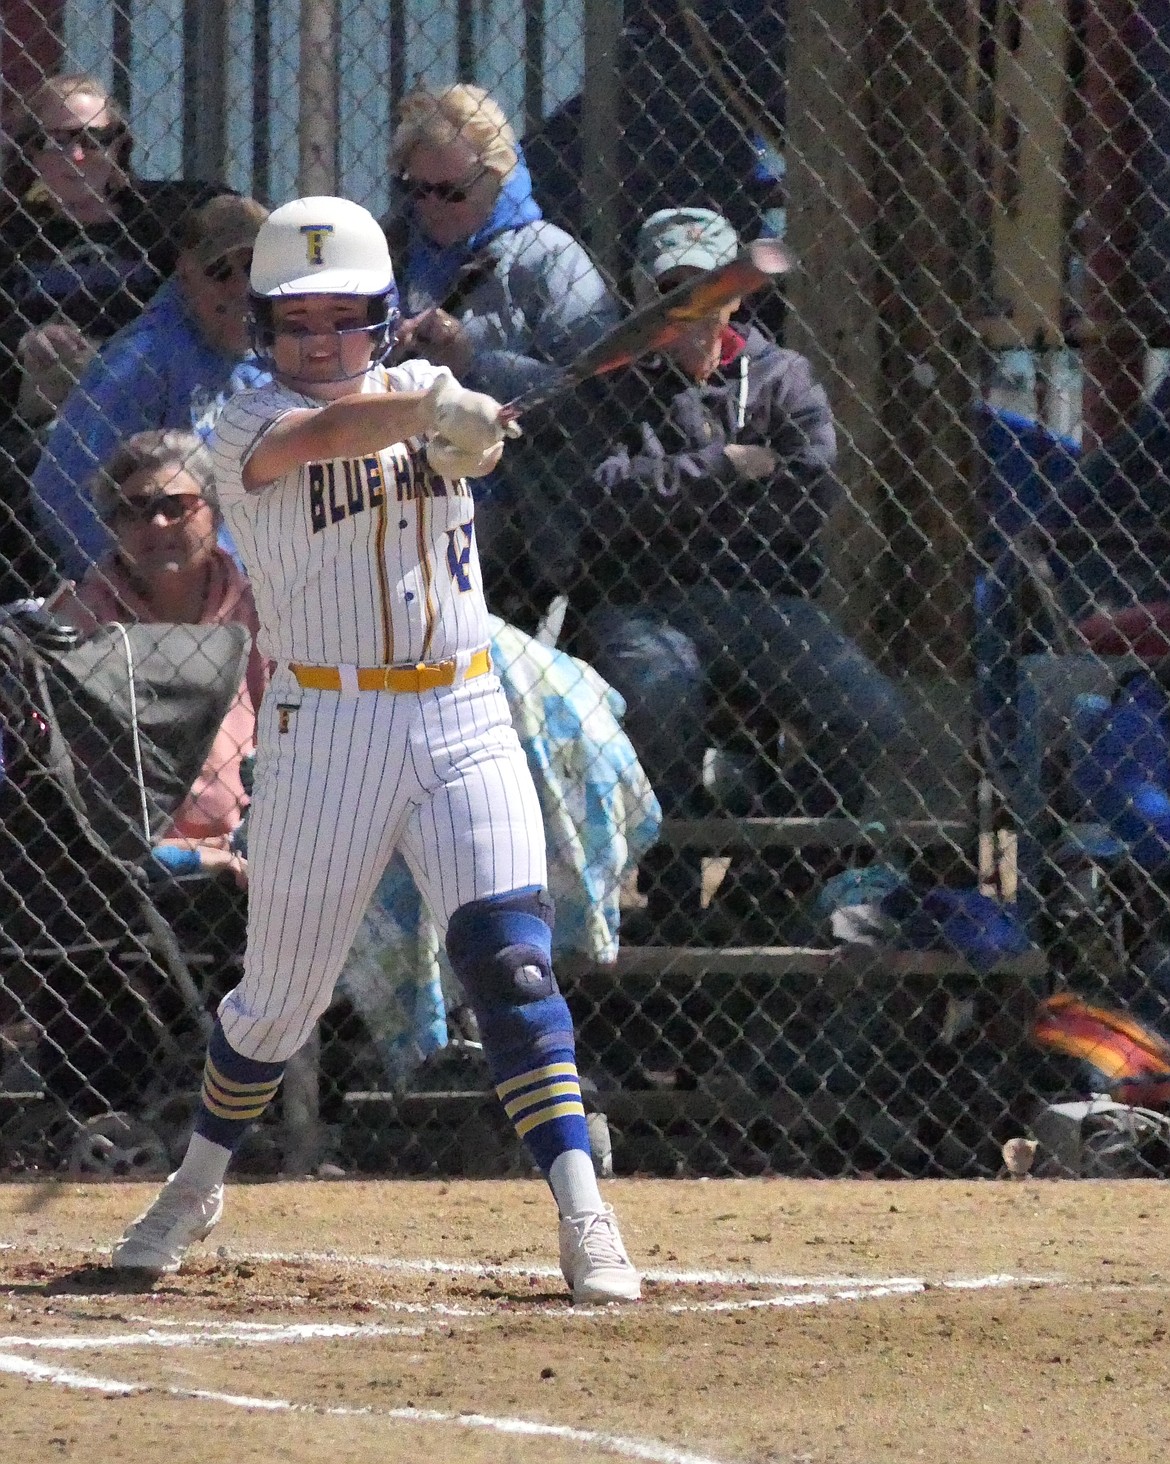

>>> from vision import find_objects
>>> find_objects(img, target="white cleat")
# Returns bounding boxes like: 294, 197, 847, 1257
111, 1173, 224, 1275
559, 1203, 641, 1303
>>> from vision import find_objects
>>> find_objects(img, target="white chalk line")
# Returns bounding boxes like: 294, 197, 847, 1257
0, 1274, 1058, 1348
0, 1351, 731, 1464
0, 1240, 1061, 1322
3, 1238, 1035, 1291
0, 1268, 1065, 1464
226, 1249, 966, 1289
0, 1320, 425, 1350
0, 1276, 1055, 1348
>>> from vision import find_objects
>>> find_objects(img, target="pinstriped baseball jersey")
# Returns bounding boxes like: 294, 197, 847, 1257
208, 359, 491, 667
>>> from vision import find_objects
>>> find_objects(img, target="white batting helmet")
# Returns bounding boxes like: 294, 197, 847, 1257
248, 195, 401, 371
250, 195, 396, 297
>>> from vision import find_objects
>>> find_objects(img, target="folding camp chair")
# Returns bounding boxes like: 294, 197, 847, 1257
0, 610, 248, 1127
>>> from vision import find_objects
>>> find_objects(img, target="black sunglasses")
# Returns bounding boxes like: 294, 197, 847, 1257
111, 492, 203, 526
24, 123, 124, 155
204, 250, 253, 283
399, 167, 490, 205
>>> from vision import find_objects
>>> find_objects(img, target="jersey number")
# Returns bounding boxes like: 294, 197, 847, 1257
446, 523, 474, 591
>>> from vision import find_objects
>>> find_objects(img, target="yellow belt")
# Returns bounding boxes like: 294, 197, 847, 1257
290, 647, 492, 694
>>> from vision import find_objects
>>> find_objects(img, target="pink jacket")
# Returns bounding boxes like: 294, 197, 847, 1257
66, 550, 268, 841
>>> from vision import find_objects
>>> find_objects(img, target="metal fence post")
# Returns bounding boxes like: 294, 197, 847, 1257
299, 0, 339, 195
580, 0, 622, 284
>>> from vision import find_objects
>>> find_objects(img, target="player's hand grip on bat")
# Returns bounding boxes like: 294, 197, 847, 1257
426, 436, 506, 480
421, 371, 522, 454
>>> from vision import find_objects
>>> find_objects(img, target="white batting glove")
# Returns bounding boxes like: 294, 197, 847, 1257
421, 370, 521, 452
427, 436, 506, 480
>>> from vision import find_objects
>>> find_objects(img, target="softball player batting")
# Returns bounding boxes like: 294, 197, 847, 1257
111, 196, 640, 1303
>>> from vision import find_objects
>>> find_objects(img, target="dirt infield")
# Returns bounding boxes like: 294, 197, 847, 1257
2, 1177, 1169, 1464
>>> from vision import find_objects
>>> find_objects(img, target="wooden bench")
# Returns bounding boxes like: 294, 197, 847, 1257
561, 944, 1046, 988
343, 778, 1043, 1170
658, 815, 972, 851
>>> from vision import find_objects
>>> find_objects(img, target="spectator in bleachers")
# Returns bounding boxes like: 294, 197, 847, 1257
385, 82, 618, 403
54, 429, 266, 884
31, 193, 269, 580
384, 84, 619, 622
0, 71, 227, 604
0, 72, 226, 432
562, 208, 913, 938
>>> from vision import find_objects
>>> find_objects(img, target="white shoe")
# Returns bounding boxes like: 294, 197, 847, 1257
111, 1173, 224, 1275
559, 1204, 641, 1303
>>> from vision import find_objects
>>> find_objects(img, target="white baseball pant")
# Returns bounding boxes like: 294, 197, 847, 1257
217, 665, 547, 1063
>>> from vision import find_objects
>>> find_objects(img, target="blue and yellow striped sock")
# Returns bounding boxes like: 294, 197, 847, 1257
496, 1054, 591, 1172
193, 1021, 286, 1152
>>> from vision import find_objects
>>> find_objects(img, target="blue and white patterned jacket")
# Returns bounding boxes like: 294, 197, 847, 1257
337, 617, 661, 1085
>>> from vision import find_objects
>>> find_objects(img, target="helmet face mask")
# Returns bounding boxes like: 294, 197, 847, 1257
247, 196, 402, 379
249, 286, 401, 380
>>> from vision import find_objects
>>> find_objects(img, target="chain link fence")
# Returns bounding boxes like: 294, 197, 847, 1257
5, 0, 1170, 1183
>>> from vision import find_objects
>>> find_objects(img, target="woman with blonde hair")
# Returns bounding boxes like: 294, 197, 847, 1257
387, 82, 618, 404
386, 84, 618, 623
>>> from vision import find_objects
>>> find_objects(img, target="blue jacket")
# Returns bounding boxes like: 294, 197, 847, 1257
1072, 668, 1170, 874
398, 152, 618, 403
32, 282, 265, 578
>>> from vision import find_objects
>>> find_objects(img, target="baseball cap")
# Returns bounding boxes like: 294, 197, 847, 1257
179, 194, 269, 269
632, 207, 740, 304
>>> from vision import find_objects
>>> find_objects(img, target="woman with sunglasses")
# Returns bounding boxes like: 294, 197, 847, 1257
387, 83, 618, 404
386, 84, 618, 626
54, 429, 267, 882
0, 73, 227, 433
31, 193, 270, 581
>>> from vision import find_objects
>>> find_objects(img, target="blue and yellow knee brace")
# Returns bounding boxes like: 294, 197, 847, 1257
446, 886, 590, 1172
